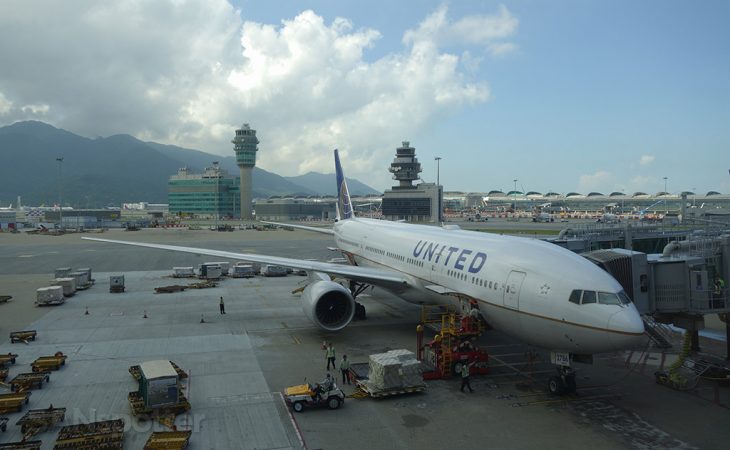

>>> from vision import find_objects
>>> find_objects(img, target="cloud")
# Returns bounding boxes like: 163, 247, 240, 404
0, 1, 517, 188
579, 170, 613, 191
21, 104, 50, 115
0, 92, 11, 115
639, 155, 655, 166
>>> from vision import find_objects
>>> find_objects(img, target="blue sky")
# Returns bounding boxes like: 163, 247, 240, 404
1, 1, 728, 194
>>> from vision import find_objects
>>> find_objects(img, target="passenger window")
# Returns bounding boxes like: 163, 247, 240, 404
569, 290, 581, 304
581, 290, 596, 304
598, 292, 621, 305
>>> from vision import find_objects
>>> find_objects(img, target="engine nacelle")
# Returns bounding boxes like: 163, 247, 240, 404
302, 280, 356, 332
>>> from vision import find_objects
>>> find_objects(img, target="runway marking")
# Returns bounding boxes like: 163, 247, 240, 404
18, 254, 34, 258
291, 335, 301, 345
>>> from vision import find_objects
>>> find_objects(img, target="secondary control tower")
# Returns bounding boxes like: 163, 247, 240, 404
232, 123, 259, 220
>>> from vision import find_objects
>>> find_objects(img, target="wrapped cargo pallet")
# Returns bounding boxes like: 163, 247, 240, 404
77, 267, 93, 282
54, 267, 72, 278
231, 264, 256, 278
69, 271, 90, 288
36, 286, 65, 305
198, 263, 222, 280
52, 277, 76, 296
368, 349, 422, 391
173, 267, 194, 278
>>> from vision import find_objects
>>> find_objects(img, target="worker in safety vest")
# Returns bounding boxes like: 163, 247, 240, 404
325, 342, 336, 370
340, 355, 351, 385
460, 361, 475, 393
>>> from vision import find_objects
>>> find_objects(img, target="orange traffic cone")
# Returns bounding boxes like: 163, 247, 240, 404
143, 310, 148, 319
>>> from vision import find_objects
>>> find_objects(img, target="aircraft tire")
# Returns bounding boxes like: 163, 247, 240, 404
548, 376, 564, 395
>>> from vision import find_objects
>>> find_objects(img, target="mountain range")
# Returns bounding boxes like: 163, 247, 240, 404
0, 121, 379, 207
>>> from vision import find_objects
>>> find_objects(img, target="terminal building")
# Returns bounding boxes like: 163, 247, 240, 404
381, 141, 442, 223
254, 197, 337, 221
168, 163, 240, 218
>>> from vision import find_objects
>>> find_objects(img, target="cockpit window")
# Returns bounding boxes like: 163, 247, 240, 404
617, 290, 632, 305
581, 290, 596, 304
598, 292, 621, 305
569, 290, 581, 304
570, 289, 632, 306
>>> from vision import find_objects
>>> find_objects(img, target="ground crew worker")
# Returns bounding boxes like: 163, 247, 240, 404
340, 354, 351, 385
325, 342, 336, 370
219, 296, 226, 315
460, 361, 475, 393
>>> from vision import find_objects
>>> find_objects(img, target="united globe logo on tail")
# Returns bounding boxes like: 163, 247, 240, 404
334, 149, 353, 220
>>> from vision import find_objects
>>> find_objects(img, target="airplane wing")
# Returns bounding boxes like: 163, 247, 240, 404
81, 237, 406, 288
260, 221, 334, 235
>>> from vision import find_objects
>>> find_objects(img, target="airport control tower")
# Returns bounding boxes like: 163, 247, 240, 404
232, 123, 259, 220
388, 141, 422, 189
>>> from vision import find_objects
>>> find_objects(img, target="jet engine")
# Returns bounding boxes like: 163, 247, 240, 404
302, 280, 356, 331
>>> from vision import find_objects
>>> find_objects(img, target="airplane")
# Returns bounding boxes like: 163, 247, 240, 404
83, 149, 645, 394
596, 212, 620, 224
532, 211, 554, 223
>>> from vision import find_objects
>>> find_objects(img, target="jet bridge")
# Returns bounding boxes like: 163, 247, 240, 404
581, 235, 730, 356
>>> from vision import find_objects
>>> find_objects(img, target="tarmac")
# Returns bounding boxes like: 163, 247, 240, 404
0, 225, 729, 449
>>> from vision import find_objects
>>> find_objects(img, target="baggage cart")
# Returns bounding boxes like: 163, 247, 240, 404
53, 419, 124, 450
31, 353, 67, 373
0, 441, 42, 450
9, 373, 49, 392
16, 407, 65, 440
0, 353, 18, 367
154, 285, 187, 294
354, 380, 426, 398
143, 430, 192, 450
0, 392, 31, 414
10, 331, 36, 344
128, 391, 190, 421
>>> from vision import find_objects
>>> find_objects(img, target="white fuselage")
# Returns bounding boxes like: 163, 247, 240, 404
333, 218, 645, 354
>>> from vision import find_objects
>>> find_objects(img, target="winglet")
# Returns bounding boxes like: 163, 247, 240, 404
334, 149, 353, 220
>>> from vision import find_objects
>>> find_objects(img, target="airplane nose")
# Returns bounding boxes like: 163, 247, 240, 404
608, 306, 646, 349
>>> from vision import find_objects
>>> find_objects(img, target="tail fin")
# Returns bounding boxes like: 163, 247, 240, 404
334, 149, 353, 220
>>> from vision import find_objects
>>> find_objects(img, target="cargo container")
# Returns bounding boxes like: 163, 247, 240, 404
36, 286, 65, 306
205, 261, 230, 275
51, 278, 76, 296
110, 275, 125, 293
139, 360, 180, 409
231, 264, 256, 278
198, 264, 222, 280
260, 265, 288, 277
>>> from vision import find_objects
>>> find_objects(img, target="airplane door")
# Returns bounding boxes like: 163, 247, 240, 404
503, 271, 526, 310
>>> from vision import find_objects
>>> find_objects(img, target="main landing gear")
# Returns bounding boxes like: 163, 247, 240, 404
548, 366, 577, 395
349, 281, 371, 321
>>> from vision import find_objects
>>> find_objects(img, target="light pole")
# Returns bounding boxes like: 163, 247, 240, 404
213, 161, 219, 231
513, 179, 518, 212
663, 177, 668, 194
434, 157, 442, 223
56, 157, 64, 228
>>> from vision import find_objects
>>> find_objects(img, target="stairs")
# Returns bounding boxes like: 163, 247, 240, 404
642, 316, 673, 349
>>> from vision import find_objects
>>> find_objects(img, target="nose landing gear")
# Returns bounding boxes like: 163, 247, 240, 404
548, 366, 577, 395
